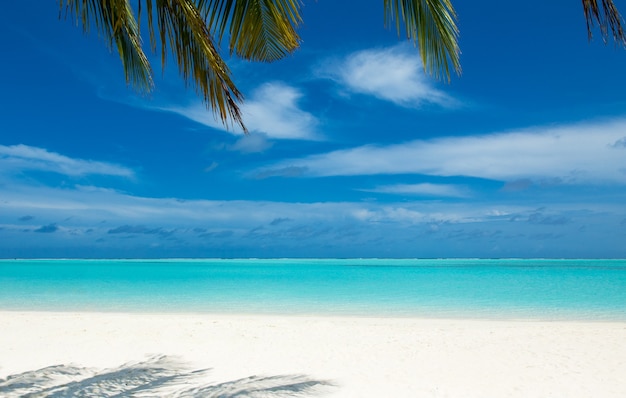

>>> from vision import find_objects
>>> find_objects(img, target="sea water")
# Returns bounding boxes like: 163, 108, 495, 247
1, 259, 625, 320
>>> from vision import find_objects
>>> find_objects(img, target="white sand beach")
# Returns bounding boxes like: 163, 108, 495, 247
1, 312, 625, 397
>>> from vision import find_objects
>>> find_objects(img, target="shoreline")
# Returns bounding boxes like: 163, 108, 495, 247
2, 311, 626, 397
2, 307, 625, 323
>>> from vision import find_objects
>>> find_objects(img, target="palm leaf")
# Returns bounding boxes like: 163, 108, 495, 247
144, 0, 245, 130
60, 0, 153, 92
198, 0, 303, 61
61, 0, 245, 131
384, 0, 461, 81
582, 0, 626, 46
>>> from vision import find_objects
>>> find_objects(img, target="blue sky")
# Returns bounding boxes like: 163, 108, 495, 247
1, 1, 625, 258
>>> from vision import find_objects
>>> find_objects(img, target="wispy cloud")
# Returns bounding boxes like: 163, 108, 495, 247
228, 134, 274, 153
257, 118, 626, 184
0, 144, 134, 178
164, 82, 319, 140
1, 183, 624, 257
319, 44, 455, 108
203, 162, 219, 173
254, 166, 307, 179
527, 211, 570, 226
361, 183, 470, 198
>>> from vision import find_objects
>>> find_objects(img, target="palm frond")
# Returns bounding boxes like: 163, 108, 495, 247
60, 0, 153, 92
198, 0, 303, 61
582, 0, 626, 46
384, 0, 461, 81
143, 0, 245, 130
61, 0, 245, 131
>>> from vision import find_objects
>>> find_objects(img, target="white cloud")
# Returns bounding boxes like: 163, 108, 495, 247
0, 183, 539, 236
203, 162, 219, 173
3, 182, 621, 228
362, 183, 470, 198
0, 144, 134, 178
229, 133, 273, 153
0, 183, 353, 227
259, 118, 626, 184
320, 44, 455, 108
351, 206, 429, 224
2, 182, 625, 257
165, 82, 319, 140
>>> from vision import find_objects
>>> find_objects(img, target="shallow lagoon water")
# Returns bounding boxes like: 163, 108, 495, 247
1, 258, 625, 320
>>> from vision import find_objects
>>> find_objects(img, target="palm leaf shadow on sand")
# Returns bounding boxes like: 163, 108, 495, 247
0, 355, 335, 397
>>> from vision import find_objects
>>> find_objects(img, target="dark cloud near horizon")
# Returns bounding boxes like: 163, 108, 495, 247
424, 220, 452, 235
34, 223, 58, 233
247, 224, 332, 241
108, 225, 175, 237
528, 212, 570, 225
18, 215, 34, 221
198, 230, 234, 239
610, 137, 626, 148
270, 218, 292, 226
447, 229, 503, 241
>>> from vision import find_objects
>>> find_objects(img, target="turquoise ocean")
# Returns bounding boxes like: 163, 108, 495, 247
1, 259, 625, 320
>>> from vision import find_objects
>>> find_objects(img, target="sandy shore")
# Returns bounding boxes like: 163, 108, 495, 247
1, 312, 625, 397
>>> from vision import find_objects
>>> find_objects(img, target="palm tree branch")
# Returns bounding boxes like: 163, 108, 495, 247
59, 0, 154, 92
148, 0, 245, 130
582, 0, 626, 46
384, 0, 460, 81
197, 0, 302, 62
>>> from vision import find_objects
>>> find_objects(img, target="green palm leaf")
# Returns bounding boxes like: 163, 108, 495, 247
60, 0, 154, 92
145, 0, 245, 130
384, 0, 461, 81
59, 1, 626, 132
199, 0, 303, 61
61, 0, 245, 131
